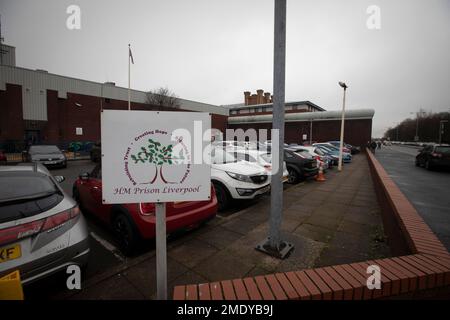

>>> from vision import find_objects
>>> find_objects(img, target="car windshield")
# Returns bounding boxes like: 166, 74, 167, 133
212, 149, 238, 164
435, 146, 450, 154
323, 144, 339, 151
314, 148, 325, 156
260, 153, 272, 163
0, 171, 58, 203
294, 150, 313, 159
29, 145, 61, 154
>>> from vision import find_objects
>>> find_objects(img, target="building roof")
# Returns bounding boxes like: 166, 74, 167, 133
0, 64, 229, 117
228, 109, 375, 124
222, 100, 326, 112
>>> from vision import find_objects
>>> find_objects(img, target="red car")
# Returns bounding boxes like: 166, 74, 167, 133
72, 164, 218, 254
0, 151, 7, 165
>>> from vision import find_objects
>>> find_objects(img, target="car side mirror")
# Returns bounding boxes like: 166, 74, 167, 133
55, 175, 65, 183
79, 172, 90, 180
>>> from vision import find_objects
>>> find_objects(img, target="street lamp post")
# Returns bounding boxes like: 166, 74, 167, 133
439, 120, 448, 144
338, 81, 347, 172
411, 109, 425, 142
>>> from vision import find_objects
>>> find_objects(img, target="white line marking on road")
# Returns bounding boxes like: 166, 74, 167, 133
90, 231, 125, 262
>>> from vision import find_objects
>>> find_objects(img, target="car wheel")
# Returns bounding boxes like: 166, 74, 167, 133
287, 168, 299, 184
213, 182, 230, 211
112, 212, 139, 255
72, 187, 86, 213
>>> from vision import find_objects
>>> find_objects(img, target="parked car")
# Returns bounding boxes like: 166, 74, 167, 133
327, 141, 353, 154
90, 141, 101, 163
313, 144, 339, 165
23, 145, 67, 168
211, 147, 270, 211
314, 143, 352, 163
0, 163, 89, 284
213, 140, 271, 152
284, 147, 319, 184
292, 146, 332, 170
226, 148, 289, 183
415, 144, 450, 170
73, 164, 218, 254
0, 150, 6, 165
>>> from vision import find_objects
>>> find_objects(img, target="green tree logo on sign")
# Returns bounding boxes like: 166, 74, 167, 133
130, 138, 184, 184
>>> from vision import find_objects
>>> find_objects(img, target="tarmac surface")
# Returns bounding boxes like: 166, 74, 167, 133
375, 145, 450, 251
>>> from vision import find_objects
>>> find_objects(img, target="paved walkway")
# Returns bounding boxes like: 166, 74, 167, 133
54, 154, 390, 299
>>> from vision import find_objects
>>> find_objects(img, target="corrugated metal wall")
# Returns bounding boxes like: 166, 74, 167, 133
0, 65, 229, 121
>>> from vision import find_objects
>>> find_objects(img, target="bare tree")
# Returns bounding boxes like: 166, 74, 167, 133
146, 87, 180, 109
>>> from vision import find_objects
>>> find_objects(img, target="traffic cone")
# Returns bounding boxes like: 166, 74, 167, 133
316, 161, 326, 182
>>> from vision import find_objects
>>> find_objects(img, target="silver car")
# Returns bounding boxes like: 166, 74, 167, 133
0, 163, 89, 285
24, 145, 67, 168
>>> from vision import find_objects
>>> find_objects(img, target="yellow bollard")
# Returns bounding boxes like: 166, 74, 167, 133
0, 270, 24, 300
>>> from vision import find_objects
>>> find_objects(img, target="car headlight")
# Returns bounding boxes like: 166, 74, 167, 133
226, 171, 253, 183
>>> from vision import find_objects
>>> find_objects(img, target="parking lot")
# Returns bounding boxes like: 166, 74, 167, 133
19, 153, 391, 299
375, 145, 450, 251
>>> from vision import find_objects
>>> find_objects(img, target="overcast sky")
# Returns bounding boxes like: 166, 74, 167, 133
1, 0, 449, 137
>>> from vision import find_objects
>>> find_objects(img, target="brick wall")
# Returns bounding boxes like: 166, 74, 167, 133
0, 84, 229, 148
0, 83, 24, 142
228, 119, 372, 149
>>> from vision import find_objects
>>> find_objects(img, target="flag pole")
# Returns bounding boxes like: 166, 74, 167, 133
128, 44, 131, 111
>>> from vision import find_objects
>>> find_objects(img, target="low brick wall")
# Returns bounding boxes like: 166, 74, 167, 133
172, 151, 450, 300
366, 150, 449, 258
4, 152, 89, 162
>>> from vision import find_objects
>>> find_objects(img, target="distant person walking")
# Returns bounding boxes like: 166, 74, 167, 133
377, 141, 382, 149
370, 140, 377, 153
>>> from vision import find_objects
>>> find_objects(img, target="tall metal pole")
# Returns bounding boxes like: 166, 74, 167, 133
128, 44, 131, 111
440, 120, 449, 144
269, 0, 287, 249
309, 120, 313, 144
155, 202, 167, 299
0, 15, 4, 66
415, 113, 419, 141
338, 84, 347, 172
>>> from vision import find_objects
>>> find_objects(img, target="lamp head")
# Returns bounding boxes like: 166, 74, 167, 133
339, 82, 348, 89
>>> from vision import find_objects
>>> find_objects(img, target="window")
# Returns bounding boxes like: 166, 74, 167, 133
91, 164, 102, 179
211, 149, 237, 164
435, 146, 450, 154
284, 151, 293, 158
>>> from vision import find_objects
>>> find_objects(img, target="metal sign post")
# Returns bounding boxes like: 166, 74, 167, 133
155, 202, 167, 300
101, 110, 211, 301
255, 0, 293, 259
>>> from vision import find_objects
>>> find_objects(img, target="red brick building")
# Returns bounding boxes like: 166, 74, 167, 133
224, 90, 374, 148
0, 47, 228, 152
1, 45, 373, 152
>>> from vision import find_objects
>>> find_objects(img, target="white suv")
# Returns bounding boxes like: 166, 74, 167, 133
226, 148, 289, 183
211, 148, 270, 210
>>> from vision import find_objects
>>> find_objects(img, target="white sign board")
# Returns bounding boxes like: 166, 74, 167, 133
76, 127, 83, 135
302, 134, 307, 141
101, 110, 211, 203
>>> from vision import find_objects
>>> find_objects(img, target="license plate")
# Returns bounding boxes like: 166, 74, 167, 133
45, 161, 57, 164
0, 244, 21, 263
